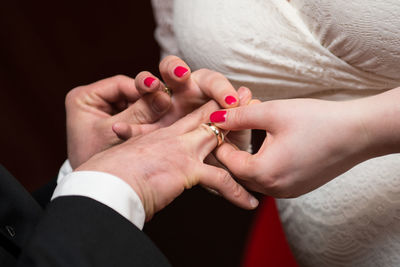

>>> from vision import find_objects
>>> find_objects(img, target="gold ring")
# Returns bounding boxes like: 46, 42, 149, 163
203, 123, 224, 146
163, 86, 172, 96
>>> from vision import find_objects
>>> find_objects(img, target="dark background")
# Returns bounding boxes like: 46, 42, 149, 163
0, 1, 257, 266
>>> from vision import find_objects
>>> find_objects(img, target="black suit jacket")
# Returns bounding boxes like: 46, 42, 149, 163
0, 165, 171, 266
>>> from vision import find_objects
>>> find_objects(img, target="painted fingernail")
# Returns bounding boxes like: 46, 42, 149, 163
174, 66, 188, 78
210, 111, 227, 123
225, 95, 237, 105
152, 93, 170, 113
238, 86, 249, 100
144, 77, 156, 87
250, 196, 259, 208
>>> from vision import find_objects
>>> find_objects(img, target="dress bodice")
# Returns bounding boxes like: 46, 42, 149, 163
151, 1, 400, 266
153, 0, 400, 101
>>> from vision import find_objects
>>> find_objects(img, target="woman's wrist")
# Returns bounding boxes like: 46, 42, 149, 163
353, 87, 400, 158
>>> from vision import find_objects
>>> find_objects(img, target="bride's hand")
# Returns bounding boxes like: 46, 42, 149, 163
136, 55, 241, 126
210, 98, 372, 198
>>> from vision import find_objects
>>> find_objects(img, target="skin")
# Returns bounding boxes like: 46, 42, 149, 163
65, 56, 259, 219
212, 87, 400, 198
66, 56, 247, 170
114, 55, 252, 152
65, 75, 172, 169
76, 101, 259, 220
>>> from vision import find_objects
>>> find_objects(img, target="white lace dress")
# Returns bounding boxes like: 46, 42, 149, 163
151, 0, 400, 266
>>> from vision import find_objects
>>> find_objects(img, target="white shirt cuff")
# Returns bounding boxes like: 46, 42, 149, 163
52, 166, 145, 230
57, 159, 73, 183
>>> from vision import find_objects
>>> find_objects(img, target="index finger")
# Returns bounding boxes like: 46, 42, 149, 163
192, 69, 240, 109
195, 164, 259, 210
169, 100, 220, 135
77, 75, 141, 105
178, 124, 259, 210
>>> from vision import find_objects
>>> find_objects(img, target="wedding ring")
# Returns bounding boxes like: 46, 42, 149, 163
203, 123, 224, 146
163, 85, 172, 96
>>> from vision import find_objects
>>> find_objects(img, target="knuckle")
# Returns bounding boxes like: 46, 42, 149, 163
218, 146, 231, 162
111, 74, 131, 88
192, 68, 209, 82
205, 72, 224, 87
194, 68, 211, 77
259, 172, 280, 190
217, 170, 232, 187
216, 170, 243, 199
231, 181, 243, 199
259, 172, 295, 198
65, 87, 82, 107
132, 107, 152, 124
112, 74, 129, 82
234, 155, 257, 179
130, 125, 144, 138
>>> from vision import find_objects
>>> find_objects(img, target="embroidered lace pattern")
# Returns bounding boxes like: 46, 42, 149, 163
151, 1, 400, 265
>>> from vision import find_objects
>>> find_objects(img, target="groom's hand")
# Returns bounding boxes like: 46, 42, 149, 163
77, 100, 259, 219
65, 75, 171, 169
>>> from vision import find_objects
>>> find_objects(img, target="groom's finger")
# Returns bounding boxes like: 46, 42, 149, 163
180, 124, 220, 161
71, 75, 141, 109
111, 90, 171, 125
112, 122, 161, 140
194, 164, 259, 210
170, 100, 220, 135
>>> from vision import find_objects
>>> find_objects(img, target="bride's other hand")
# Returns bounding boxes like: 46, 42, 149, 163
134, 55, 240, 125
115, 55, 253, 152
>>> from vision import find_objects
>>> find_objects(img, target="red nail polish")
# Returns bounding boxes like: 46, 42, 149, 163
174, 66, 188, 78
225, 95, 237, 105
144, 77, 156, 87
210, 111, 227, 123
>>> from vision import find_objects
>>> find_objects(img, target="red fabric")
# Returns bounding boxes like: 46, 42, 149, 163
242, 197, 299, 267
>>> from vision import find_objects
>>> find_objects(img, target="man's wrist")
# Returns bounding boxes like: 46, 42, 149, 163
52, 170, 146, 229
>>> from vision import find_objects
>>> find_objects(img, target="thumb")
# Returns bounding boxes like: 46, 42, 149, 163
209, 102, 272, 131
112, 91, 171, 125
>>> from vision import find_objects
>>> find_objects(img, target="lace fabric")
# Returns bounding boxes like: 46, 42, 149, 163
291, 0, 400, 80
277, 154, 400, 267
151, 1, 400, 265
151, 0, 181, 59
153, 0, 400, 101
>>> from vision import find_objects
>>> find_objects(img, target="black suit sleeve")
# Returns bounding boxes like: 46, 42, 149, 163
31, 178, 57, 209
17, 196, 171, 267
0, 166, 43, 254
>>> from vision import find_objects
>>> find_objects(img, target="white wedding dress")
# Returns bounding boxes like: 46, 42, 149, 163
151, 0, 400, 266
